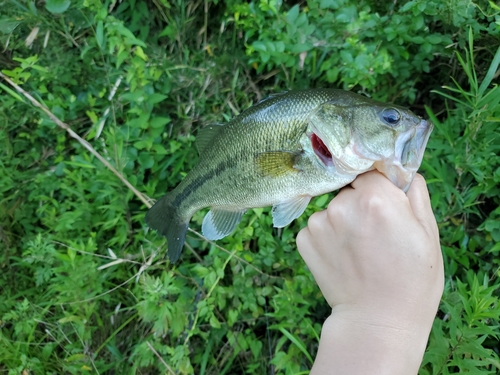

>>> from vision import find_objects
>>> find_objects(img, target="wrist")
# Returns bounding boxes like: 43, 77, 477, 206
311, 311, 431, 375
331, 301, 436, 339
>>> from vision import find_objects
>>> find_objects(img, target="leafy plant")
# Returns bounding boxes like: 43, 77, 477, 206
227, 0, 499, 101
0, 0, 499, 373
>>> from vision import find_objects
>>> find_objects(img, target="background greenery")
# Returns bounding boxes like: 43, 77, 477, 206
1, 0, 499, 373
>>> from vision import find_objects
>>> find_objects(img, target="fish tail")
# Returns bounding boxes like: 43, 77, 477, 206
145, 194, 189, 263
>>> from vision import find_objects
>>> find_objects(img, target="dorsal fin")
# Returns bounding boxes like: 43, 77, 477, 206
196, 124, 224, 154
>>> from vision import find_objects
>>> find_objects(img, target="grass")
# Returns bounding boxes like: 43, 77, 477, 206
1, 0, 500, 374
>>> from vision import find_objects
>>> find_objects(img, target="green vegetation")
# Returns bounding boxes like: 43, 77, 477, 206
1, 0, 499, 373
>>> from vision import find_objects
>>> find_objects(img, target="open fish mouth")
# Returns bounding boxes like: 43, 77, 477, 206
375, 118, 433, 192
405, 119, 433, 169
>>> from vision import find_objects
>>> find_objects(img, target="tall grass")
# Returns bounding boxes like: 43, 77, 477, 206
0, 0, 499, 373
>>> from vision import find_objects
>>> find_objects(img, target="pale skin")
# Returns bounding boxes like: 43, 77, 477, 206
296, 171, 444, 374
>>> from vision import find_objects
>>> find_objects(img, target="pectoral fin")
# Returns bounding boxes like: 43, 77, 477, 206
202, 209, 246, 240
272, 196, 311, 228
255, 151, 301, 177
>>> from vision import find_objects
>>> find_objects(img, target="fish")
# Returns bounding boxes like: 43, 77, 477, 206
146, 89, 433, 262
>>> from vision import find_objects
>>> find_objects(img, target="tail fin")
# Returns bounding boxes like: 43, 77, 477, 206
145, 195, 188, 263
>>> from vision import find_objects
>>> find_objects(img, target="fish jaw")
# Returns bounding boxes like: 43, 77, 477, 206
374, 118, 433, 192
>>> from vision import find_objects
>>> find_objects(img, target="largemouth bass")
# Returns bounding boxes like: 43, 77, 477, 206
146, 89, 433, 262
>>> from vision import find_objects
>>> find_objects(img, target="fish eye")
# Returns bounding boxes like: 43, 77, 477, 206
381, 108, 401, 126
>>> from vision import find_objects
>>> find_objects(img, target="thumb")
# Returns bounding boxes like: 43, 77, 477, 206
406, 174, 438, 237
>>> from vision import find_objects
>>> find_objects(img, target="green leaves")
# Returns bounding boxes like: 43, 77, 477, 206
45, 0, 71, 14
422, 272, 500, 374
95, 20, 104, 48
286, 5, 300, 24
1, 0, 500, 374
276, 327, 314, 364
229, 0, 463, 95
417, 29, 500, 374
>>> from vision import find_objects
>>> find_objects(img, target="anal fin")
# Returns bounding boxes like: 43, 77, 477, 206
272, 196, 311, 228
202, 209, 246, 240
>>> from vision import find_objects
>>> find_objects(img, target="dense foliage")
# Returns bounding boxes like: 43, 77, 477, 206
1, 0, 499, 373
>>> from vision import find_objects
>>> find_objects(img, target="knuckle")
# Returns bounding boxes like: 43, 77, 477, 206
326, 200, 343, 223
307, 211, 326, 233
362, 192, 385, 212
412, 173, 425, 185
295, 228, 308, 249
359, 190, 404, 217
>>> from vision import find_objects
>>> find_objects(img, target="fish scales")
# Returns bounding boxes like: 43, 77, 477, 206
173, 90, 334, 214
146, 89, 433, 262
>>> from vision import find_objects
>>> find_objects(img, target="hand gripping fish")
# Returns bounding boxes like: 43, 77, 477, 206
146, 89, 433, 262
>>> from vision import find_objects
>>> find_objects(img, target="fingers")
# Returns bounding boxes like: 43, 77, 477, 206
296, 213, 330, 272
296, 226, 310, 258
350, 170, 403, 195
406, 174, 438, 237
331, 171, 404, 225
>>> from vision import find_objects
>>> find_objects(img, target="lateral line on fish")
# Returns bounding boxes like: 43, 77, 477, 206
172, 155, 244, 209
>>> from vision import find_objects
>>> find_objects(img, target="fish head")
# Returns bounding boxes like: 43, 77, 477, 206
308, 96, 433, 192
352, 102, 433, 192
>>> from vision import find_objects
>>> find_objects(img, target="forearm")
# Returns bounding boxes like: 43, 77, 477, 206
311, 313, 430, 375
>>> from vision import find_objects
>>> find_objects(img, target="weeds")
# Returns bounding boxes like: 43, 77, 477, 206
1, 0, 499, 373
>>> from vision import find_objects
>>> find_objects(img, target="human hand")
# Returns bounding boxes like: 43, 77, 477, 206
296, 171, 444, 374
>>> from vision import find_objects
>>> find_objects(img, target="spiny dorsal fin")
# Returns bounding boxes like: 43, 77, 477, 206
196, 124, 223, 155
255, 151, 301, 177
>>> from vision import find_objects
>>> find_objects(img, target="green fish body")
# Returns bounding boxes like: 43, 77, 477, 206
146, 89, 433, 262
